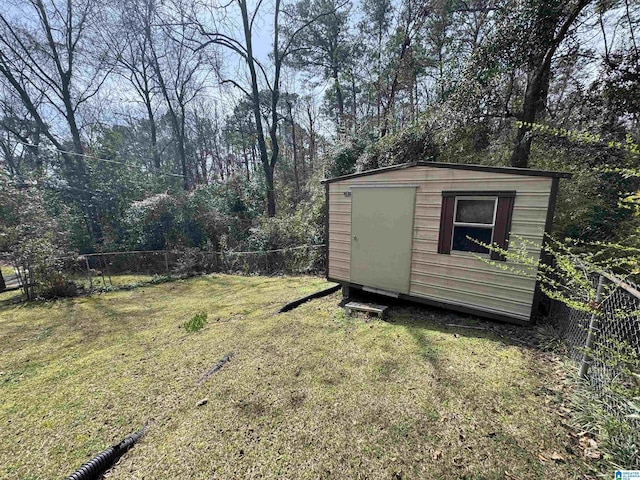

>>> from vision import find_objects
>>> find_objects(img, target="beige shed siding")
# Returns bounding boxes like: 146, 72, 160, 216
327, 166, 553, 321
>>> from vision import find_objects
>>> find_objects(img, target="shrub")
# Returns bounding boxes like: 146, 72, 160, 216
356, 121, 439, 172
242, 186, 325, 274
123, 193, 182, 250
11, 236, 78, 300
326, 137, 367, 178
183, 312, 208, 333
40, 272, 78, 299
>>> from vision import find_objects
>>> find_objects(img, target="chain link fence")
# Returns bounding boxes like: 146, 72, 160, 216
553, 270, 640, 439
1, 245, 325, 298
72, 245, 326, 290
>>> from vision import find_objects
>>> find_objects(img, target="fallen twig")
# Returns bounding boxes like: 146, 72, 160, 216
197, 353, 234, 385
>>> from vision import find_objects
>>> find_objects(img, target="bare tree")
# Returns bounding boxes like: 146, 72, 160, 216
192, 99, 227, 184
0, 90, 44, 178
303, 95, 320, 174
224, 96, 261, 181
192, 0, 339, 216
106, 0, 163, 171
283, 93, 301, 201
0, 0, 111, 243
149, 6, 208, 190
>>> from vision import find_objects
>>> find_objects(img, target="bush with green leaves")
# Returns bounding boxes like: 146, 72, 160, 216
123, 193, 183, 250
356, 120, 439, 172
121, 176, 266, 252
242, 185, 325, 274
11, 236, 78, 300
183, 312, 208, 333
326, 137, 367, 178
325, 121, 439, 179
0, 174, 78, 299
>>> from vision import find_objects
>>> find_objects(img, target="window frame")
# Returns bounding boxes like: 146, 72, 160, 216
438, 190, 516, 261
451, 196, 498, 256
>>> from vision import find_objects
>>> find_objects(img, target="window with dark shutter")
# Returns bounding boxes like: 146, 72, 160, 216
438, 191, 515, 261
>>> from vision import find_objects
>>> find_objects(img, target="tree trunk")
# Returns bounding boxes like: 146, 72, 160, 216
266, 0, 284, 217
145, 98, 160, 170
509, 53, 553, 168
509, 0, 591, 168
306, 103, 315, 172
350, 71, 357, 132
376, 29, 382, 132
61, 64, 104, 245
0, 268, 6, 291
238, 0, 276, 217
300, 136, 306, 185
243, 142, 250, 181
288, 100, 300, 202
510, 56, 552, 168
380, 35, 411, 138
178, 106, 189, 189
265, 166, 276, 217
332, 68, 345, 130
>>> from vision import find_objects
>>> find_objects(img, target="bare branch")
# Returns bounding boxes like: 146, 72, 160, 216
221, 78, 251, 98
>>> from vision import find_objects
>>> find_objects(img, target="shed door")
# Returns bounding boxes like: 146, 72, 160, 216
350, 186, 416, 294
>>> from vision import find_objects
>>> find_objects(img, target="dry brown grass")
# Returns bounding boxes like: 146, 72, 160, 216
0, 275, 593, 479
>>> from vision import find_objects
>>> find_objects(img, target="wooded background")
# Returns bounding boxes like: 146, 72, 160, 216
0, 0, 639, 293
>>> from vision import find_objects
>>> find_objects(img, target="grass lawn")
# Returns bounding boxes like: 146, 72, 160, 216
0, 275, 593, 479
70, 272, 160, 289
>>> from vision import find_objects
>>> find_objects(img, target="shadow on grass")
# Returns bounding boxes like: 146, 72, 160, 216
341, 289, 540, 352
0, 274, 184, 311
0, 291, 23, 308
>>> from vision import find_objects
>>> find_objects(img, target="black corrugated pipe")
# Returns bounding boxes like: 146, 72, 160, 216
278, 284, 341, 313
65, 426, 147, 480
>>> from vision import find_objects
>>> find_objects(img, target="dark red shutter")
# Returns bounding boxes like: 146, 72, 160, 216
438, 195, 455, 254
491, 195, 515, 261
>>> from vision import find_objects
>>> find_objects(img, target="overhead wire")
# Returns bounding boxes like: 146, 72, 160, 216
13, 139, 185, 178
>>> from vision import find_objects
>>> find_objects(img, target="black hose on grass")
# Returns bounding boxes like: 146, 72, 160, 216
277, 284, 341, 313
65, 426, 147, 480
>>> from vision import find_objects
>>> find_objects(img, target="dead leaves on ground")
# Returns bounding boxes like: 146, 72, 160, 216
575, 433, 602, 460
538, 451, 566, 463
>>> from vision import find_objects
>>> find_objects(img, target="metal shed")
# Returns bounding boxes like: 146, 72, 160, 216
323, 162, 571, 324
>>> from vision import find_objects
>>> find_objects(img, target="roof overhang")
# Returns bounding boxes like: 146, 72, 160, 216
321, 161, 572, 184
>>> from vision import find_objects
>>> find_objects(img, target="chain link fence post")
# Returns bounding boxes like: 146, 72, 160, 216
84, 255, 93, 290
579, 274, 606, 379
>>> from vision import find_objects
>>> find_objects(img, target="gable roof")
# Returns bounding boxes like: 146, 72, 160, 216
321, 161, 572, 184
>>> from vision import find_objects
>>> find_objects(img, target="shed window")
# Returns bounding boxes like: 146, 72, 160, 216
452, 198, 497, 254
438, 191, 515, 261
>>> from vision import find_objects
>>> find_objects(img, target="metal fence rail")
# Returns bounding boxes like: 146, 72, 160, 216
555, 271, 640, 422
76, 244, 326, 289
0, 244, 326, 295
